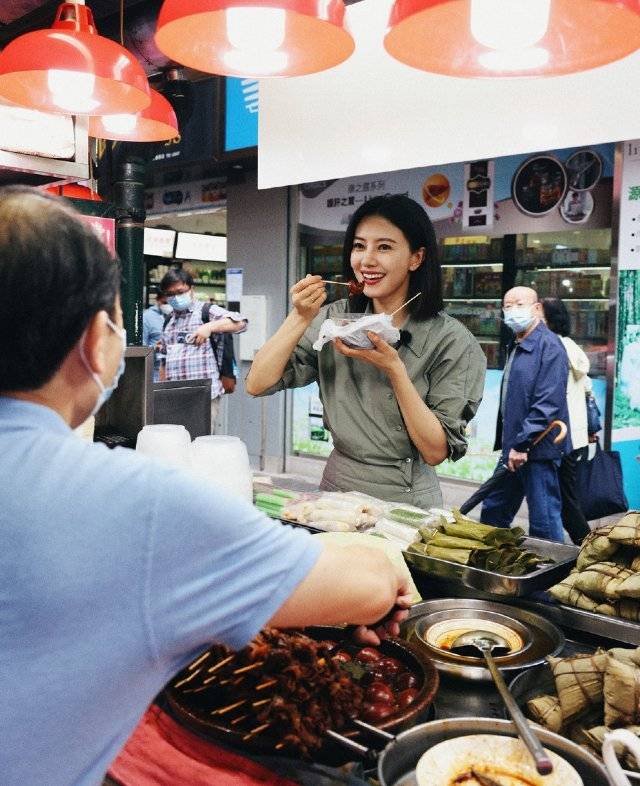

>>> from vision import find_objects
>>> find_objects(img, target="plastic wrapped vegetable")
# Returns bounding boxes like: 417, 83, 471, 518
573, 561, 636, 601
604, 656, 640, 727
548, 651, 608, 723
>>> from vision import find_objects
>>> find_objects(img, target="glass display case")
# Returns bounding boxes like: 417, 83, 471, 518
514, 229, 611, 377
441, 236, 504, 369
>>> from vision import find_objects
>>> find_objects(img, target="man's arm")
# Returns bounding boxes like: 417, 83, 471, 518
268, 543, 411, 632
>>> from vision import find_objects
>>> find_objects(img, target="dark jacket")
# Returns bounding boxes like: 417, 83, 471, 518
494, 321, 572, 461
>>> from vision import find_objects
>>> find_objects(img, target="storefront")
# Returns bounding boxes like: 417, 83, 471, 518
288, 142, 640, 509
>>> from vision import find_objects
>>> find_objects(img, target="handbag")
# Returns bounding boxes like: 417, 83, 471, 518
575, 441, 629, 520
585, 392, 602, 435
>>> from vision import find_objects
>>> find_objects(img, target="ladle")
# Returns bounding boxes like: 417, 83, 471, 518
451, 630, 553, 776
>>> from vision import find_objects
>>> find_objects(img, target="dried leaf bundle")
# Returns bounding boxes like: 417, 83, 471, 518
617, 572, 640, 599
576, 526, 618, 571
583, 725, 640, 771
549, 572, 619, 616
609, 512, 640, 547
573, 561, 636, 601
548, 651, 608, 723
610, 647, 640, 668
526, 694, 563, 733
604, 656, 640, 727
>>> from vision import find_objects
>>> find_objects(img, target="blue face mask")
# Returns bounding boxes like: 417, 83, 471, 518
168, 292, 191, 311
503, 306, 535, 334
80, 317, 127, 417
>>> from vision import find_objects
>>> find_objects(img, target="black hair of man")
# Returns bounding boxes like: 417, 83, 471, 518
159, 267, 193, 294
0, 186, 120, 393
541, 297, 572, 337
341, 194, 443, 320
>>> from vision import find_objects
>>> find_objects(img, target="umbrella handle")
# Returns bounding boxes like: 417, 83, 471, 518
531, 419, 567, 447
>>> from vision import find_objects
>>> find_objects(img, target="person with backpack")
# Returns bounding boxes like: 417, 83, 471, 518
158, 268, 247, 432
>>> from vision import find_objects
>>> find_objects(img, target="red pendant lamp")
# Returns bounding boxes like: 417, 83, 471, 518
385, 0, 640, 78
0, 2, 150, 115
155, 0, 354, 78
88, 88, 178, 142
45, 183, 103, 201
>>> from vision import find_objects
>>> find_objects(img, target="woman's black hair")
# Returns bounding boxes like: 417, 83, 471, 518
341, 194, 442, 319
541, 297, 571, 337
160, 267, 193, 293
0, 186, 120, 393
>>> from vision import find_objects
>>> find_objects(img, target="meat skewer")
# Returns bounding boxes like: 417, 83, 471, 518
319, 279, 365, 295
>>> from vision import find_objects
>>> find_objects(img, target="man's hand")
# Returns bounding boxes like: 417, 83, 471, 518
191, 323, 213, 345
351, 579, 413, 646
507, 448, 528, 472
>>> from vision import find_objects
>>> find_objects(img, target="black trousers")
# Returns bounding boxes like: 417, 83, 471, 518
559, 447, 590, 544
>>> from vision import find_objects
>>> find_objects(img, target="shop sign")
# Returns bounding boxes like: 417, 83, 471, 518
79, 215, 116, 255
145, 178, 227, 216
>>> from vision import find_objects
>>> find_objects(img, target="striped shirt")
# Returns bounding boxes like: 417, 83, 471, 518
162, 299, 246, 398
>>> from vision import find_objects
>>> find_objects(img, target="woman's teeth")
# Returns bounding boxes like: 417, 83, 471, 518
363, 273, 384, 284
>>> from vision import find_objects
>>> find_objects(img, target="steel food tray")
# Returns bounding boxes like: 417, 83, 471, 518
403, 536, 578, 597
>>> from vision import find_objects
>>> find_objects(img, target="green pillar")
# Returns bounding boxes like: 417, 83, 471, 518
114, 157, 146, 345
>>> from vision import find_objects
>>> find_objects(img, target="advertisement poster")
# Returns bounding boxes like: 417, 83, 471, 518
612, 141, 640, 507
79, 215, 116, 255
293, 144, 615, 482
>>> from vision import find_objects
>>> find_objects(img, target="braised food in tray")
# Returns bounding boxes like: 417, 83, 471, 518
165, 627, 434, 759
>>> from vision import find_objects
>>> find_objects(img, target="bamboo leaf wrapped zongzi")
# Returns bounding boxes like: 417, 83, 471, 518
548, 651, 608, 723
549, 572, 619, 616
583, 725, 640, 771
609, 512, 640, 547
576, 526, 619, 571
573, 561, 636, 601
526, 694, 564, 733
604, 656, 640, 727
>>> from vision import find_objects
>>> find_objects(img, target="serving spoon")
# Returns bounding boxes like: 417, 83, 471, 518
450, 630, 553, 776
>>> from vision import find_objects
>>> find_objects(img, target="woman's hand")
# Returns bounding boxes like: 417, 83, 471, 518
291, 275, 327, 322
334, 331, 404, 377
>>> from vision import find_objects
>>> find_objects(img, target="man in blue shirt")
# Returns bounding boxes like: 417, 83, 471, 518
142, 292, 171, 381
480, 286, 571, 542
0, 187, 410, 786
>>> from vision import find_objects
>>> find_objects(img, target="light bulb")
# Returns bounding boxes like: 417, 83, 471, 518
48, 69, 99, 113
471, 0, 551, 52
226, 7, 286, 52
478, 47, 549, 72
223, 49, 288, 75
102, 113, 138, 134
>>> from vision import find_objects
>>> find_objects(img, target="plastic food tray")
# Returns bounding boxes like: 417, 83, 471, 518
403, 537, 578, 597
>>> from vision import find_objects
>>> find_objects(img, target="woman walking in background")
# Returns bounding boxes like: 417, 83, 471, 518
542, 297, 591, 544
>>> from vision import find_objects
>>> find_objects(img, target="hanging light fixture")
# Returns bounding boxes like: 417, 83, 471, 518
155, 0, 355, 78
0, 3, 150, 115
45, 183, 103, 201
88, 88, 178, 142
384, 0, 640, 78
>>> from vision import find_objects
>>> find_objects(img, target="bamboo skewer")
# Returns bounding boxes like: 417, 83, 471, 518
188, 652, 211, 671
242, 722, 271, 741
389, 291, 422, 317
320, 280, 352, 286
214, 699, 247, 716
232, 661, 265, 675
256, 678, 278, 692
207, 654, 235, 673
173, 668, 202, 688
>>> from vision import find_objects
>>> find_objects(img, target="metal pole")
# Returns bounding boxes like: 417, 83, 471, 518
114, 156, 146, 345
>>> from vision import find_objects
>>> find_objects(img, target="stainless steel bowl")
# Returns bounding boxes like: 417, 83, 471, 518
402, 599, 564, 681
377, 717, 611, 786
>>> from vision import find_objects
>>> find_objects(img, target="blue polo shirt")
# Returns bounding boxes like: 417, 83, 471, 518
0, 397, 321, 786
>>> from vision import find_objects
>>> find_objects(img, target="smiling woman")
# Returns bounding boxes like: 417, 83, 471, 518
246, 194, 487, 510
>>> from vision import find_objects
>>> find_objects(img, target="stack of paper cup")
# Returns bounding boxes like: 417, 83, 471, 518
190, 435, 253, 502
135, 424, 192, 470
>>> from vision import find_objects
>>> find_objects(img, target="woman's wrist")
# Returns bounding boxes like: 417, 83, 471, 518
286, 309, 313, 333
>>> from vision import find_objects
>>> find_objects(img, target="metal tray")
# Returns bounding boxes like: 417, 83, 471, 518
403, 536, 578, 597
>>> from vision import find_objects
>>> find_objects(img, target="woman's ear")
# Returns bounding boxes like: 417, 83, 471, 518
409, 247, 425, 271
79, 311, 110, 375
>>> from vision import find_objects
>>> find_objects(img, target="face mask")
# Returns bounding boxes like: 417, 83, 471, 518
80, 317, 127, 417
159, 303, 173, 316
503, 306, 536, 334
168, 293, 191, 311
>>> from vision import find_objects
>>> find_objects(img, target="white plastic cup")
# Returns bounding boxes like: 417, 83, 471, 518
135, 424, 192, 470
190, 435, 252, 502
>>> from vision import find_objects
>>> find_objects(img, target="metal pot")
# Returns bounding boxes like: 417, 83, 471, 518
373, 717, 611, 786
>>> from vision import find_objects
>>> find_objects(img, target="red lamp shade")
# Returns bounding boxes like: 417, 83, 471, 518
45, 183, 103, 201
0, 3, 150, 115
155, 0, 354, 78
88, 88, 178, 142
385, 0, 640, 78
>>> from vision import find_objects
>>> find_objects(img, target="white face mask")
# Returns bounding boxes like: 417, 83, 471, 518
79, 317, 127, 417
503, 305, 536, 334
159, 303, 173, 316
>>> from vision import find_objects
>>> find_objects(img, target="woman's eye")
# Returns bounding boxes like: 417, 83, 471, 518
352, 242, 365, 251
378, 244, 392, 251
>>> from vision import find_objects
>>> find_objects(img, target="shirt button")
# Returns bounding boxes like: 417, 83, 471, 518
406, 457, 412, 463
396, 425, 402, 431
388, 393, 393, 399
405, 487, 412, 492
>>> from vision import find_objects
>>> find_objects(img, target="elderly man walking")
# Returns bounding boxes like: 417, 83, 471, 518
480, 286, 571, 542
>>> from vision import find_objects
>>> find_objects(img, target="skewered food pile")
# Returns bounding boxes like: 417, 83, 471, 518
166, 628, 422, 758
406, 509, 553, 576
524, 646, 640, 772
548, 512, 640, 622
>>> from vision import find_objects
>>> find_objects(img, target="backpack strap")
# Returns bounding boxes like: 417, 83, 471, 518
201, 302, 223, 375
